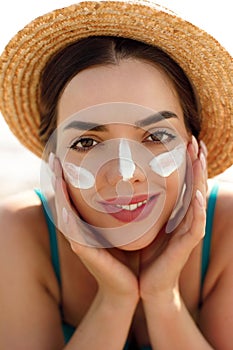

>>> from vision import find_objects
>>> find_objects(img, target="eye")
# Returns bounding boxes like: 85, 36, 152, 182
69, 137, 99, 152
145, 129, 176, 144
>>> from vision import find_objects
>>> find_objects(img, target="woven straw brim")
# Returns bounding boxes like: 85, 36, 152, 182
0, 0, 233, 177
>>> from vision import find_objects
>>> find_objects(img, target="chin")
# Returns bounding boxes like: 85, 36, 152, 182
116, 226, 161, 251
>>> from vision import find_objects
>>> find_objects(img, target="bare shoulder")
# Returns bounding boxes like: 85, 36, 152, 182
203, 180, 233, 295
0, 193, 65, 347
0, 190, 60, 301
0, 190, 48, 251
208, 179, 233, 238
198, 181, 233, 346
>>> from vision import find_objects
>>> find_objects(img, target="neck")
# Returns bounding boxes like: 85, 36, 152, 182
109, 225, 170, 274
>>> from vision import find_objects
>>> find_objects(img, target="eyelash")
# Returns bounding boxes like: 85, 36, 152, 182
68, 129, 176, 152
69, 137, 99, 152
144, 129, 176, 144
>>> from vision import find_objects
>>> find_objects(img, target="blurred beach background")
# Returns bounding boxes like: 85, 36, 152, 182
0, 0, 233, 199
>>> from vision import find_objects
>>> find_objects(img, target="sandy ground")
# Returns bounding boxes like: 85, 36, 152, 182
0, 115, 233, 200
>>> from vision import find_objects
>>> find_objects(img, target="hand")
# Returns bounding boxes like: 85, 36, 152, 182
139, 137, 207, 301
50, 154, 139, 304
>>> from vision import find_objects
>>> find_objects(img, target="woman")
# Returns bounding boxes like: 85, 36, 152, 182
0, 1, 233, 349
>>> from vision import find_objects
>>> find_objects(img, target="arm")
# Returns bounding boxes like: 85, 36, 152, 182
142, 190, 213, 349
0, 200, 65, 350
199, 262, 233, 349
0, 194, 138, 350
65, 243, 138, 350
143, 291, 213, 350
198, 184, 233, 349
143, 184, 233, 349
54, 164, 140, 349
140, 139, 214, 349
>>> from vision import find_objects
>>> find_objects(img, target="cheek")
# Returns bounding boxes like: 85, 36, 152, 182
166, 171, 180, 199
66, 182, 103, 224
66, 183, 90, 216
149, 145, 186, 178
64, 162, 95, 189
165, 153, 187, 209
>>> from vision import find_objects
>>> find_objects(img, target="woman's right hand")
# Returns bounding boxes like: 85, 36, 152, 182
51, 154, 139, 305
48, 154, 139, 349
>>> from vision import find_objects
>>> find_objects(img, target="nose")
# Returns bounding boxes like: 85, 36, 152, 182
106, 139, 146, 186
105, 160, 146, 186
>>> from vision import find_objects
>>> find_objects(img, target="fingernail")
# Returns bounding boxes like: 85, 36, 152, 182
62, 207, 69, 224
196, 189, 204, 207
48, 152, 55, 171
200, 140, 208, 157
192, 135, 199, 155
199, 151, 206, 170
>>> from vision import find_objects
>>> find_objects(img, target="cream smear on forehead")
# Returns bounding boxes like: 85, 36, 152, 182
119, 139, 136, 181
63, 163, 95, 189
149, 145, 186, 177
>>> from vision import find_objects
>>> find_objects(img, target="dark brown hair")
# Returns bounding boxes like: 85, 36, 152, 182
39, 36, 201, 145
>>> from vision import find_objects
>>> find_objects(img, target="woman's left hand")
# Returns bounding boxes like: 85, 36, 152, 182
139, 138, 207, 302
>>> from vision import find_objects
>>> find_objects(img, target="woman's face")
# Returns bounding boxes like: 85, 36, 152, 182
56, 59, 191, 249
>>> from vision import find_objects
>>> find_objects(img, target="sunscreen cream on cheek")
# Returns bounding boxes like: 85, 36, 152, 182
63, 162, 95, 189
149, 145, 186, 177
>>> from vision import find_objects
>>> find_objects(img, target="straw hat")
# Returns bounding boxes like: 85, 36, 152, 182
0, 0, 233, 177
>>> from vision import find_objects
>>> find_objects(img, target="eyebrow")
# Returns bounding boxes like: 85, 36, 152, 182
63, 121, 106, 132
135, 111, 178, 127
63, 110, 178, 132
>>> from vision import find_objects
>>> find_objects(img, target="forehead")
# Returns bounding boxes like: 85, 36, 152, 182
57, 59, 184, 125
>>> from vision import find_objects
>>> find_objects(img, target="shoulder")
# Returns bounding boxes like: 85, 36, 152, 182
0, 190, 48, 250
199, 180, 233, 346
208, 179, 233, 238
203, 180, 233, 295
0, 190, 60, 301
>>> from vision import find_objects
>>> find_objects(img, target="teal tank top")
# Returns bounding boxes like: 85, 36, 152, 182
34, 182, 219, 349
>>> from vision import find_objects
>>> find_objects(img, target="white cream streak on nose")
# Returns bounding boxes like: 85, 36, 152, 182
63, 162, 95, 189
119, 139, 136, 181
149, 145, 186, 177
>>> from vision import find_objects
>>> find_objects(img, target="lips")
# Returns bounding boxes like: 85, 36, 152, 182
99, 194, 160, 223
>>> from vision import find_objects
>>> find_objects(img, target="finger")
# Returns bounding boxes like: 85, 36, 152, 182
165, 146, 194, 233
199, 149, 208, 192
56, 175, 70, 205
173, 206, 194, 236
189, 135, 199, 162
54, 155, 63, 179
187, 189, 206, 245
192, 159, 206, 198
54, 170, 107, 247
186, 135, 207, 198
183, 148, 194, 205
52, 157, 78, 235
55, 176, 73, 235
48, 152, 55, 172
197, 149, 207, 196
63, 213, 114, 281
171, 149, 206, 237
48, 153, 64, 191
183, 153, 206, 234
199, 140, 208, 158
53, 156, 75, 212
169, 189, 205, 268
67, 216, 137, 294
